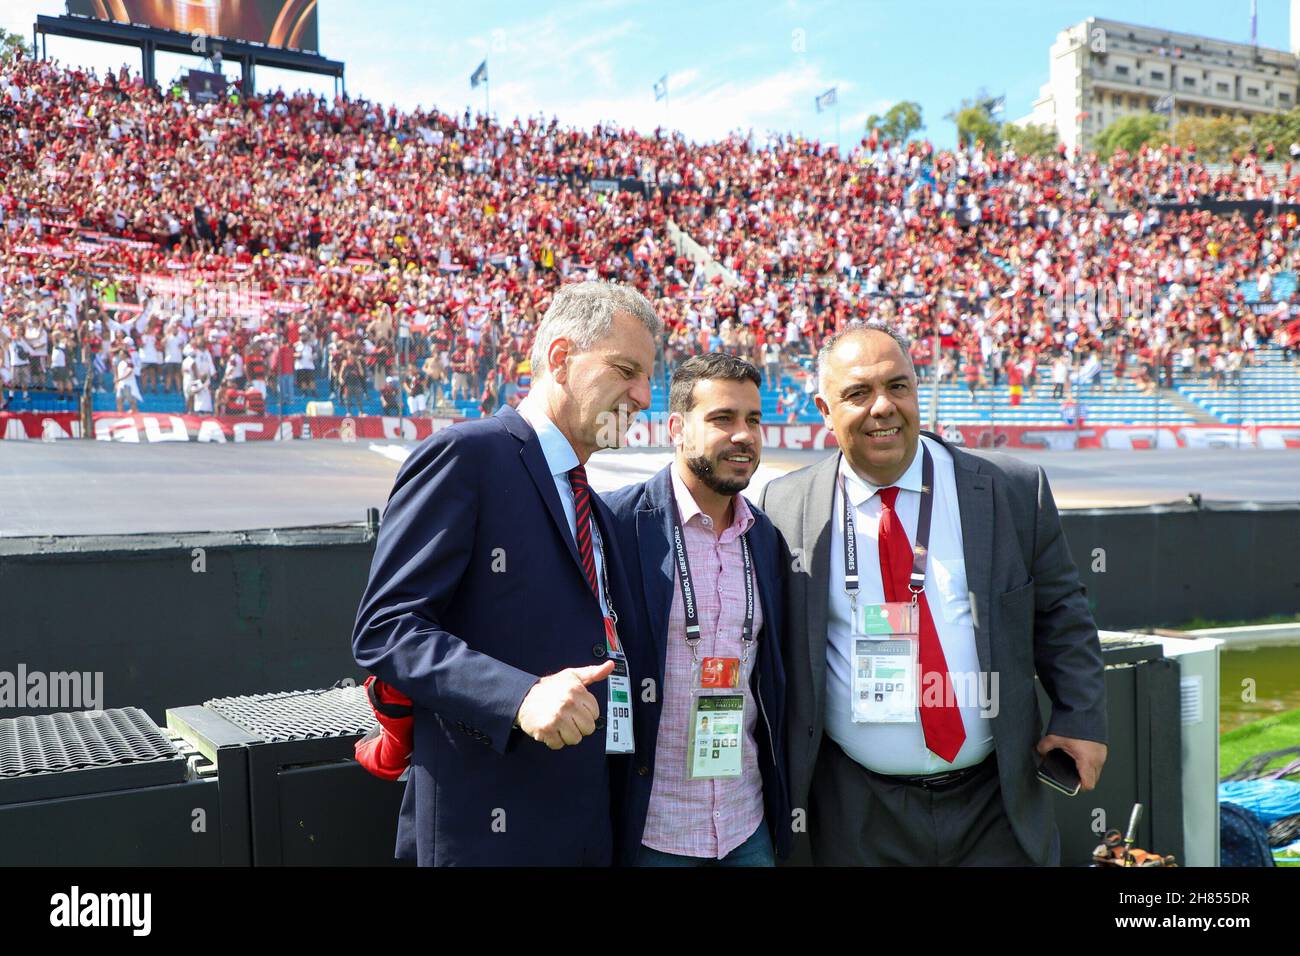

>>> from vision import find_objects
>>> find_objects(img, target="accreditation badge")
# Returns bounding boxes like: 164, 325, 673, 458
686, 655, 745, 779
851, 602, 920, 724
688, 693, 744, 779
604, 617, 635, 754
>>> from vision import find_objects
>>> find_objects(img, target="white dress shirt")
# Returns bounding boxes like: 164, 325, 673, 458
825, 434, 995, 774
516, 395, 609, 617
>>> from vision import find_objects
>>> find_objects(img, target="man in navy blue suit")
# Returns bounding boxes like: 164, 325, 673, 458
605, 353, 790, 866
352, 281, 661, 866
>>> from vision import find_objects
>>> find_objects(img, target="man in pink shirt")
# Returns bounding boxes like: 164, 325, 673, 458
604, 352, 790, 866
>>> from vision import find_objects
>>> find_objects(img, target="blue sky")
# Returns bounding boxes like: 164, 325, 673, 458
3, 1, 1293, 147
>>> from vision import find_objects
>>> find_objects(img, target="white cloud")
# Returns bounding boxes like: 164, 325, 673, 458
665, 68, 700, 93
335, 2, 852, 144
5, 0, 864, 145
585, 50, 618, 91
0, 1, 42, 37
467, 59, 853, 142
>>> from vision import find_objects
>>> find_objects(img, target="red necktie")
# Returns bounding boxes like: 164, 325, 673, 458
877, 486, 966, 763
568, 464, 600, 600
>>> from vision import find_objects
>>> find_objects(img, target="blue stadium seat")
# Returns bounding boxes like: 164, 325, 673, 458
18, 347, 1294, 429
1175, 345, 1300, 424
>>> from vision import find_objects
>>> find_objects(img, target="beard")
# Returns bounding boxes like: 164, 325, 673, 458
686, 452, 752, 496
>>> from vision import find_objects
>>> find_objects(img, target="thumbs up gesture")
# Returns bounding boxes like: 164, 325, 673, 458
515, 660, 615, 750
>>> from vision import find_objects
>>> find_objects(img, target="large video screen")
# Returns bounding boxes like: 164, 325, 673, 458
66, 0, 320, 52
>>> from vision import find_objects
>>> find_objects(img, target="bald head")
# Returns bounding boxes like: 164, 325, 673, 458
814, 322, 921, 486
816, 322, 914, 394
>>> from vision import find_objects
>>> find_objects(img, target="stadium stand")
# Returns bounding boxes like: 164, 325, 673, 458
2, 53, 1299, 426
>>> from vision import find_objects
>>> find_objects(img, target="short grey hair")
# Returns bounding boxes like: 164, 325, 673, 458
816, 320, 915, 393
530, 281, 662, 377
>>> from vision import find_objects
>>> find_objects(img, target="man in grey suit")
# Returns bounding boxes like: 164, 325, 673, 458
761, 322, 1107, 866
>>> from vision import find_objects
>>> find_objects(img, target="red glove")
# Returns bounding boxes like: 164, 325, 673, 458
354, 675, 413, 781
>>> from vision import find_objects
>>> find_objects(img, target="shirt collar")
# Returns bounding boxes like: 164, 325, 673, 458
670, 461, 755, 539
838, 438, 925, 508
516, 393, 579, 478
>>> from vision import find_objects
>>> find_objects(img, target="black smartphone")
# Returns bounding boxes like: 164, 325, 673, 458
1037, 748, 1081, 796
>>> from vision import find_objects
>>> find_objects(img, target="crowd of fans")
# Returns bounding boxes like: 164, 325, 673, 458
3, 52, 1300, 420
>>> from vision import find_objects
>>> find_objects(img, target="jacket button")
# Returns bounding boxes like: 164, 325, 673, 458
595, 716, 606, 730
808, 725, 815, 737
637, 765, 650, 777
592, 643, 606, 659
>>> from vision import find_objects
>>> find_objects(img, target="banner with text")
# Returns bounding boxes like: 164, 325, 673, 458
1, 414, 1297, 450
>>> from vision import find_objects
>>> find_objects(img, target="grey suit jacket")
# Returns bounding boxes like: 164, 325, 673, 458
759, 430, 1107, 865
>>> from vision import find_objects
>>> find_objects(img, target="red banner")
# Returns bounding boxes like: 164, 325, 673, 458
618, 420, 1300, 451
0, 413, 81, 440
1, 413, 1297, 450
936, 424, 1300, 451
83, 413, 461, 443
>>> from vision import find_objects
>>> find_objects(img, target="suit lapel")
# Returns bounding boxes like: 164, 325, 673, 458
590, 493, 622, 603
638, 467, 682, 693
803, 453, 839, 722
501, 406, 586, 576
750, 522, 778, 646
637, 505, 673, 692
948, 443, 994, 675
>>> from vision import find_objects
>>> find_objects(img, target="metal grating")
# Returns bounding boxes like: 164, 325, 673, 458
0, 707, 178, 777
1098, 635, 1165, 668
204, 685, 372, 742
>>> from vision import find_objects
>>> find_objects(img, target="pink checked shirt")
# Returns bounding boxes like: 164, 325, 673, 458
640, 466, 766, 859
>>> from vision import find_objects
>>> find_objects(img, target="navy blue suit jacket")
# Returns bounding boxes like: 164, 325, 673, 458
351, 405, 636, 866
603, 465, 791, 863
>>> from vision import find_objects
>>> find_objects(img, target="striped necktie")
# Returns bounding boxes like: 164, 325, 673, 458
568, 464, 600, 600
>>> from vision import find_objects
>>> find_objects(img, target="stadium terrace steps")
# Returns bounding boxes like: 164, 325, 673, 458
1160, 390, 1225, 425
1202, 160, 1287, 179
1175, 345, 1300, 425
20, 348, 1299, 428
24, 380, 1218, 427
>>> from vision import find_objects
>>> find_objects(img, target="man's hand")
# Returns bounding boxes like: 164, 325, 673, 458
516, 660, 615, 750
1037, 734, 1108, 791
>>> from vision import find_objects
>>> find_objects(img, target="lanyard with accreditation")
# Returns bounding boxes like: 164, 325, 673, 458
842, 445, 934, 724
593, 530, 635, 754
668, 483, 754, 780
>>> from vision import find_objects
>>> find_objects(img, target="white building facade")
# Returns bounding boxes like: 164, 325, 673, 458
1021, 14, 1300, 154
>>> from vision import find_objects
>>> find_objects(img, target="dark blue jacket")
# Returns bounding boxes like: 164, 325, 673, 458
351, 405, 638, 866
603, 465, 791, 863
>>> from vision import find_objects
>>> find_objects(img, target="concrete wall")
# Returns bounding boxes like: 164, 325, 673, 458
2, 503, 1296, 720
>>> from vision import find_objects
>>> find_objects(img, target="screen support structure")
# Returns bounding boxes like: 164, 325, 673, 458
34, 14, 345, 98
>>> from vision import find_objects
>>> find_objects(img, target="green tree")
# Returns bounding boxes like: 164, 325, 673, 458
1001, 121, 1058, 157
954, 106, 998, 148
945, 89, 1002, 148
865, 100, 924, 143
1251, 106, 1300, 153
1154, 116, 1249, 162
1092, 113, 1167, 158
0, 29, 32, 65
